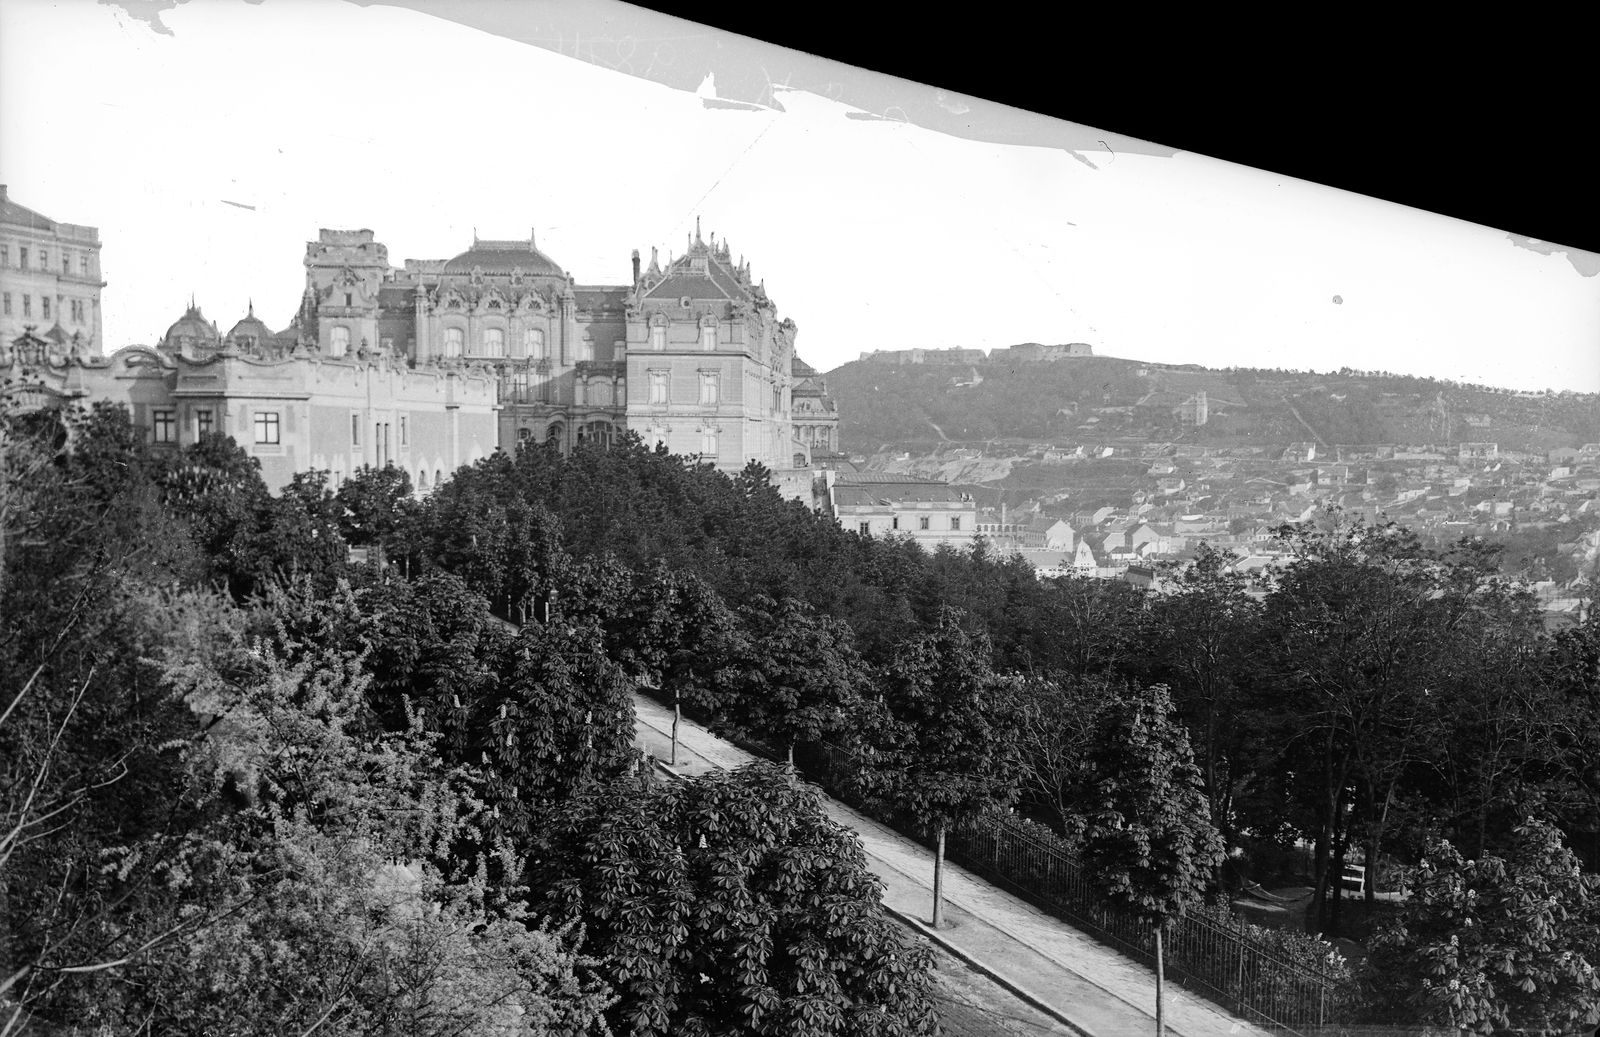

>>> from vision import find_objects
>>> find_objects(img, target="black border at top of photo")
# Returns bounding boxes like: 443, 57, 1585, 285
618, 4, 1599, 260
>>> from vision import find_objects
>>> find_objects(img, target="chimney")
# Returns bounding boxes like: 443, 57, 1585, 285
631, 249, 641, 284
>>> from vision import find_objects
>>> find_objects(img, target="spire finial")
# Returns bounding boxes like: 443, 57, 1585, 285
695, 216, 702, 243
247, 297, 254, 317
531, 227, 537, 249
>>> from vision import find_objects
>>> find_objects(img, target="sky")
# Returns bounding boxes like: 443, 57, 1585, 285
1, 0, 1596, 392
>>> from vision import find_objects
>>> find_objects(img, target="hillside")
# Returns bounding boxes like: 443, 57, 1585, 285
825, 356, 1600, 457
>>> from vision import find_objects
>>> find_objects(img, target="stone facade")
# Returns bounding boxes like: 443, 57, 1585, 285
0, 186, 105, 357
2, 217, 834, 497
2, 322, 498, 495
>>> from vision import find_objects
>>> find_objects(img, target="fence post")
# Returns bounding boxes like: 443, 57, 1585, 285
1236, 923, 1246, 1015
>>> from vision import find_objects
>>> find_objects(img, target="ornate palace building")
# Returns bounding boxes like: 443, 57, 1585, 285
2, 205, 838, 498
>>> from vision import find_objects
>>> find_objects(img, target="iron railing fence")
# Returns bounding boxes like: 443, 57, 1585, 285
632, 683, 1361, 1037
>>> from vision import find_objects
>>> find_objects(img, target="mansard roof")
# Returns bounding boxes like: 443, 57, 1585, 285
0, 186, 55, 232
442, 235, 564, 277
641, 224, 751, 303
574, 287, 630, 312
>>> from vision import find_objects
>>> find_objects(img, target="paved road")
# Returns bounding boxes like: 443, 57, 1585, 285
632, 694, 1272, 1037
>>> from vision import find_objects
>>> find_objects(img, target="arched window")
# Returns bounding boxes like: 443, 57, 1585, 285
524, 328, 546, 359
417, 469, 428, 490
650, 322, 666, 351
701, 323, 717, 351
435, 468, 443, 486
442, 327, 464, 357
579, 421, 614, 450
330, 325, 350, 357
546, 423, 565, 447
483, 328, 505, 358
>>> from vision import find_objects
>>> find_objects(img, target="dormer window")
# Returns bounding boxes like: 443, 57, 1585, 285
578, 334, 594, 363
650, 323, 665, 351
701, 324, 717, 351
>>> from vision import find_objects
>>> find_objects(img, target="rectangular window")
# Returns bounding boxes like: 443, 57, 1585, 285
37, 249, 46, 269
19, 247, 27, 268
79, 255, 88, 276
351, 414, 360, 446
919, 516, 931, 530
858, 522, 871, 536
1, 246, 8, 266
2, 294, 9, 316
399, 415, 408, 446
196, 409, 214, 438
650, 324, 665, 351
62, 255, 70, 274
951, 517, 962, 530
891, 517, 900, 530
152, 409, 176, 444
253, 412, 280, 444
649, 371, 669, 405
330, 325, 350, 357
41, 297, 50, 319
22, 295, 31, 318
699, 372, 720, 406
701, 430, 718, 456
701, 324, 717, 351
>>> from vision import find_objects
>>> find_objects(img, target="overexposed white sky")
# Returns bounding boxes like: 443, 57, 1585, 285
2, 0, 1596, 391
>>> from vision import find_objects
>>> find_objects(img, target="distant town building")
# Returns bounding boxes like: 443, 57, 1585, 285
825, 470, 976, 550
1177, 391, 1209, 426
0, 185, 105, 356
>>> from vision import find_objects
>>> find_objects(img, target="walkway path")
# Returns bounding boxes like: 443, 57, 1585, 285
631, 694, 1272, 1037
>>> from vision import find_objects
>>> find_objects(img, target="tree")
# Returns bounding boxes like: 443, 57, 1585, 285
1364, 817, 1600, 1035
30, 607, 616, 1036
1138, 544, 1264, 858
855, 607, 1024, 928
532, 762, 940, 1037
1261, 511, 1460, 936
723, 596, 868, 767
336, 462, 416, 569
1078, 682, 1225, 1037
1011, 673, 1114, 836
